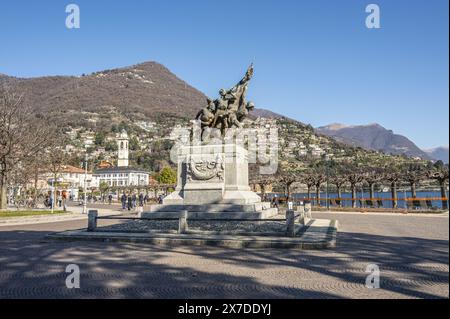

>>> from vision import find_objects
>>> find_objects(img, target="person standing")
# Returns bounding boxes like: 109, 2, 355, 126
139, 193, 144, 207
132, 193, 137, 208
108, 194, 113, 205
127, 194, 133, 211
121, 193, 127, 210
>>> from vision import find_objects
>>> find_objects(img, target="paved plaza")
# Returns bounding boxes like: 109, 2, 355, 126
0, 211, 448, 299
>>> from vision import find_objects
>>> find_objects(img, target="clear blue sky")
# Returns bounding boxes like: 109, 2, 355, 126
0, 0, 448, 149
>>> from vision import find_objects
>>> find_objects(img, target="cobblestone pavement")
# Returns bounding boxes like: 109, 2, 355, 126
0, 212, 448, 299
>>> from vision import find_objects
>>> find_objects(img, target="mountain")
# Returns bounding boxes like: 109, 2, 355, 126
0, 62, 207, 121
0, 61, 288, 128
316, 123, 433, 160
424, 147, 449, 163
0, 61, 434, 164
1, 61, 432, 173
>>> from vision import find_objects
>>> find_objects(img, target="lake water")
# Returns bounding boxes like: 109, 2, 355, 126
266, 190, 448, 209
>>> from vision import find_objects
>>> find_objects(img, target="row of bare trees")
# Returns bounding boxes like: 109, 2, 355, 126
0, 87, 64, 210
251, 159, 449, 210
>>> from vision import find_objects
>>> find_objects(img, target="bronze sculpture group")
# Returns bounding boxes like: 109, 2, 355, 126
196, 64, 255, 140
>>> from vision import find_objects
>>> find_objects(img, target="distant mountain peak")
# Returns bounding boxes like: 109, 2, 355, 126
424, 146, 449, 163
316, 122, 433, 160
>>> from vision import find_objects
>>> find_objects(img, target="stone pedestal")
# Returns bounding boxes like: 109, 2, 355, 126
146, 144, 277, 219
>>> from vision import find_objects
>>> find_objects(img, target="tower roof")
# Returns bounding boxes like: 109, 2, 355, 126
118, 129, 128, 139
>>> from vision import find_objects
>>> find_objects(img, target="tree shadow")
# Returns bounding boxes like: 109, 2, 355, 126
0, 227, 448, 299
0, 229, 340, 299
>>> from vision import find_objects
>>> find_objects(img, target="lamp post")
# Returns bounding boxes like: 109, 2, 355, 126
325, 154, 331, 211
51, 178, 54, 214
82, 151, 88, 214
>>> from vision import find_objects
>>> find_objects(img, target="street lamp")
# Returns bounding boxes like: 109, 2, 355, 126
51, 178, 55, 214
325, 154, 331, 211
82, 150, 88, 214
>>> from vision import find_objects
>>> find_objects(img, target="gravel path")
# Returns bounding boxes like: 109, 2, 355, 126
95, 217, 288, 235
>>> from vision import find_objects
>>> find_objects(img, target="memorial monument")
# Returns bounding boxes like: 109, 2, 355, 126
144, 65, 277, 219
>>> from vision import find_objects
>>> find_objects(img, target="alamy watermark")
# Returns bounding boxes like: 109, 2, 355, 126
65, 264, 80, 289
169, 121, 279, 175
366, 4, 381, 29
365, 264, 380, 289
66, 4, 80, 29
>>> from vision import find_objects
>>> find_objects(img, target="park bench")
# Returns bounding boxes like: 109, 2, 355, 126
365, 199, 374, 207
330, 198, 337, 206
412, 200, 422, 210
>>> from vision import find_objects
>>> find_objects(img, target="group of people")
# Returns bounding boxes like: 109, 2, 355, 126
120, 193, 155, 210
43, 193, 68, 210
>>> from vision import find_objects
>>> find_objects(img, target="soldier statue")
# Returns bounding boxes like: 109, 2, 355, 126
196, 64, 256, 141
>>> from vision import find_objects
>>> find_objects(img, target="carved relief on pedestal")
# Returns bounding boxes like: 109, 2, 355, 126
186, 154, 224, 182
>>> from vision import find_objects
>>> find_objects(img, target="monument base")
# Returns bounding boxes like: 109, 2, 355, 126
145, 143, 278, 219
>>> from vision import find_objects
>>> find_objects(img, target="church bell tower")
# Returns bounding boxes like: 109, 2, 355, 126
117, 130, 129, 167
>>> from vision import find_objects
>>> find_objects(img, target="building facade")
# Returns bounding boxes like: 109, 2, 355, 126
93, 167, 149, 188
93, 130, 150, 188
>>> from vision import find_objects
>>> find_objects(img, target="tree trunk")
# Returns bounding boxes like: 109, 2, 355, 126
286, 183, 292, 202
369, 182, 375, 207
410, 181, 417, 198
316, 185, 321, 207
33, 172, 39, 208
337, 186, 342, 207
307, 186, 311, 200
391, 182, 397, 209
0, 172, 7, 210
440, 180, 448, 210
369, 183, 375, 200
351, 184, 356, 208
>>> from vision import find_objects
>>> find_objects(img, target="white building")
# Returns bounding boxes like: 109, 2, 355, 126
93, 130, 150, 188
92, 167, 149, 188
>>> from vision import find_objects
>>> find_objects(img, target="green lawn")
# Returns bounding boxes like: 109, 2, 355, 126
0, 210, 70, 218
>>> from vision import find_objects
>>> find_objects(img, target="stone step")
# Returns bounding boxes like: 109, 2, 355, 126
141, 208, 278, 220
150, 203, 272, 213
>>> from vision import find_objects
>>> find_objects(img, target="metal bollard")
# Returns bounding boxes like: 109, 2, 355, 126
178, 210, 188, 234
87, 210, 98, 232
296, 205, 306, 225
286, 210, 295, 237
304, 203, 312, 218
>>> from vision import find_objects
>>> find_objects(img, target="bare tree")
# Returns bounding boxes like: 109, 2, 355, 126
363, 167, 384, 206
301, 174, 316, 200
0, 87, 54, 210
312, 172, 326, 206
277, 165, 301, 202
330, 176, 346, 207
347, 171, 364, 208
384, 168, 402, 209
403, 163, 426, 199
428, 161, 449, 210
